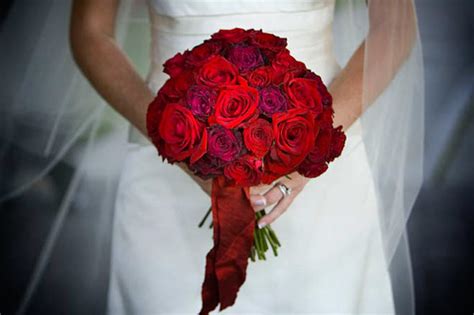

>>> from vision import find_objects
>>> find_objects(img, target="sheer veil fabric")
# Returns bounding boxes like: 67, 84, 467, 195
0, 0, 423, 314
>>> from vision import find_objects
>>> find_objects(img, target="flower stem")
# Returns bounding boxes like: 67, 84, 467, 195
251, 208, 281, 261
198, 207, 212, 228
253, 228, 264, 260
250, 246, 256, 262
267, 227, 281, 247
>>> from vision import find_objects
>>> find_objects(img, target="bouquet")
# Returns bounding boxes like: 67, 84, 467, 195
146, 28, 346, 314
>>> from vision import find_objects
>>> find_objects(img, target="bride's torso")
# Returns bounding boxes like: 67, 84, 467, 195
129, 0, 343, 144
111, 3, 395, 313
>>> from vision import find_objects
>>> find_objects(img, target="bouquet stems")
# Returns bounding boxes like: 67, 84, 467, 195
198, 207, 281, 261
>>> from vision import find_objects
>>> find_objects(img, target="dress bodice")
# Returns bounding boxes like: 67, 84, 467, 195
130, 0, 342, 144
145, 0, 338, 90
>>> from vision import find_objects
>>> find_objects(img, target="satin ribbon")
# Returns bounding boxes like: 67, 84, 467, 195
199, 175, 255, 314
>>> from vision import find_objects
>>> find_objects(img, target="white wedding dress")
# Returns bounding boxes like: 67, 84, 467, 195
107, 0, 395, 314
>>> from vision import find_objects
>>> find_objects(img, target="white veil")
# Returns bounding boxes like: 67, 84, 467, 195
0, 0, 424, 314
334, 1, 424, 313
0, 0, 136, 313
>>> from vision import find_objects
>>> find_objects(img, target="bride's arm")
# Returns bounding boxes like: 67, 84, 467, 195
330, 0, 417, 131
253, 0, 418, 226
70, 0, 151, 135
70, 0, 212, 195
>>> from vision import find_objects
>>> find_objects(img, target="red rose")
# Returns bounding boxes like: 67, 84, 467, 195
302, 69, 322, 81
250, 31, 287, 61
158, 70, 196, 104
226, 44, 264, 74
186, 40, 223, 67
190, 127, 208, 164
197, 55, 239, 88
321, 89, 333, 107
158, 103, 204, 162
271, 49, 306, 84
224, 155, 263, 186
265, 108, 317, 175
146, 95, 165, 146
157, 78, 184, 104
263, 146, 290, 182
250, 32, 287, 53
172, 70, 196, 96
328, 126, 346, 162
318, 83, 333, 108
297, 160, 328, 178
243, 118, 274, 158
163, 50, 190, 78
303, 71, 333, 108
189, 153, 225, 179
207, 125, 243, 162
318, 106, 335, 129
210, 84, 259, 129
247, 66, 273, 88
303, 127, 332, 165
211, 28, 250, 43
284, 77, 323, 115
297, 125, 346, 178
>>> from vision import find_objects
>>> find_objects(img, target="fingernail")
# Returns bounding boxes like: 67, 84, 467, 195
258, 221, 267, 229
254, 197, 266, 207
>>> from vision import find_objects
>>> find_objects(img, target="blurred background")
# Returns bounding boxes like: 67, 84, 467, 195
0, 0, 473, 314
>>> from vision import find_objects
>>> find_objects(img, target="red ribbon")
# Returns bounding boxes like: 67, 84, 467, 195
199, 175, 255, 314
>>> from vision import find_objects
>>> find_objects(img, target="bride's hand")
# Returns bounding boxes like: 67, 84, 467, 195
195, 177, 212, 196
249, 171, 310, 228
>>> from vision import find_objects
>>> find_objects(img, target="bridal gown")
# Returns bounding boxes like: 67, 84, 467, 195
107, 0, 395, 314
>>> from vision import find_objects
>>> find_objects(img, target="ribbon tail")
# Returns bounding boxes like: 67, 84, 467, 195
199, 247, 219, 315
199, 176, 255, 314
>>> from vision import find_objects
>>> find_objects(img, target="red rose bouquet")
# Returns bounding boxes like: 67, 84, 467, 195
146, 28, 345, 314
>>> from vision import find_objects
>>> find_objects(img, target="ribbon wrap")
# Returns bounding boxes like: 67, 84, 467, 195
199, 175, 255, 314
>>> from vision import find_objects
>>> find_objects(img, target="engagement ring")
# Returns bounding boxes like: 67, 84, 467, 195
277, 183, 292, 198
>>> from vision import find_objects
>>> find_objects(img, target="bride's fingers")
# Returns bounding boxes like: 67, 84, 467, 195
257, 194, 293, 228
249, 183, 274, 210
250, 194, 266, 209
249, 183, 272, 195
252, 184, 285, 212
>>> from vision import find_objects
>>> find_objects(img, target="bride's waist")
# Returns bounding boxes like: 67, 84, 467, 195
148, 0, 335, 36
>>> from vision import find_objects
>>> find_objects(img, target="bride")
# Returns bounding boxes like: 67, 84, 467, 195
67, 0, 423, 314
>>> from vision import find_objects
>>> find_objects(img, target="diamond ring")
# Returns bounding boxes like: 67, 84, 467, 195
277, 183, 292, 198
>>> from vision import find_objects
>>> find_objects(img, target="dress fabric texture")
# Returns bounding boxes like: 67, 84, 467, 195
107, 0, 396, 313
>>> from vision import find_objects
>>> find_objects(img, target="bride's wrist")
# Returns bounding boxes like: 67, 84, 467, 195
288, 171, 311, 187
140, 90, 156, 137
